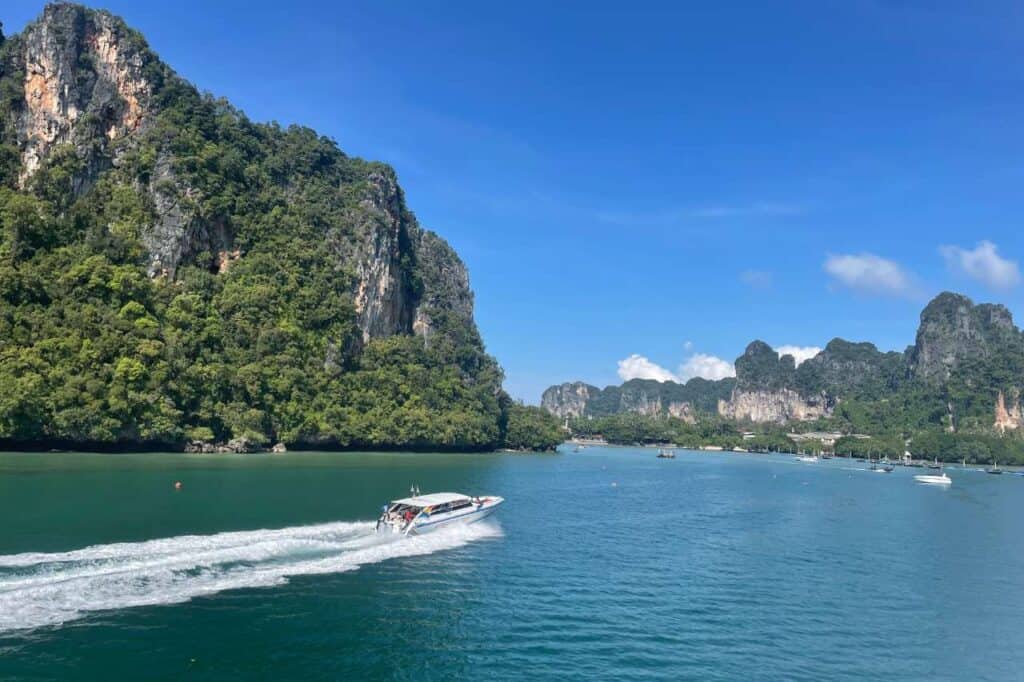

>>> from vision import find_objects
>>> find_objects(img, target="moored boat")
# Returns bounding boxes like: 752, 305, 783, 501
868, 458, 894, 473
376, 492, 503, 536
657, 449, 676, 459
987, 461, 1004, 475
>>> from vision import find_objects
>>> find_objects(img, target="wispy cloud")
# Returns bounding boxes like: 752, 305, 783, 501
824, 252, 917, 298
940, 240, 1020, 291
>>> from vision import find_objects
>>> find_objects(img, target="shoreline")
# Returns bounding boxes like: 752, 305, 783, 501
0, 445, 557, 456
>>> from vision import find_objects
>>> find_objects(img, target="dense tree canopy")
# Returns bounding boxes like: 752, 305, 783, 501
0, 16, 563, 453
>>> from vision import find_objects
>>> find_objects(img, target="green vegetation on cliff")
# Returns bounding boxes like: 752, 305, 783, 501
0, 5, 562, 453
501, 404, 564, 452
569, 414, 795, 452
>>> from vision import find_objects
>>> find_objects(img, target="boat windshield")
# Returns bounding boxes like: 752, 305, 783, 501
379, 503, 423, 529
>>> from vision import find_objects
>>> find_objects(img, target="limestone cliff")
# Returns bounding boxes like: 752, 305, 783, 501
543, 292, 1024, 430
541, 378, 732, 421
909, 292, 1018, 384
995, 390, 1023, 433
716, 341, 834, 423
541, 382, 597, 419
717, 388, 831, 424
0, 3, 477, 348
14, 4, 153, 184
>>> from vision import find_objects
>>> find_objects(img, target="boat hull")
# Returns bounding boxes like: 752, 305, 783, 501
407, 501, 502, 535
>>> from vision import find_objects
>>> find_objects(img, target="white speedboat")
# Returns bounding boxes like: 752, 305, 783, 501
376, 492, 504, 536
914, 471, 951, 486
795, 455, 818, 463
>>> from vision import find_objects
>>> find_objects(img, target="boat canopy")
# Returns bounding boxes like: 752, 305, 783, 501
389, 492, 469, 507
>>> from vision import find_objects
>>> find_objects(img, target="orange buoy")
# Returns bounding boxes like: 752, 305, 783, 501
174, 481, 183, 490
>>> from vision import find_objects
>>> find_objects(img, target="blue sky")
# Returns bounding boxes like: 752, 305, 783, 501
6, 1, 1024, 401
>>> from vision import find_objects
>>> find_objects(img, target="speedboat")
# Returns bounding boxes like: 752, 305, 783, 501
869, 462, 894, 473
795, 455, 818, 463
376, 492, 503, 536
914, 471, 952, 485
657, 449, 676, 459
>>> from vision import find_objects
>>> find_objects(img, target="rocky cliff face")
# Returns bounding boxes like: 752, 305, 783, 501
541, 377, 731, 421
1, 3, 476, 348
909, 292, 1018, 384
14, 4, 154, 186
717, 341, 834, 423
543, 292, 1024, 430
796, 338, 905, 396
995, 390, 1023, 433
717, 388, 831, 423
541, 382, 597, 419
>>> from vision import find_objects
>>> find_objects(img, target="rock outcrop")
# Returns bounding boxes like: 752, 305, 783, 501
995, 391, 1023, 433
795, 338, 905, 396
546, 293, 1024, 428
541, 382, 597, 419
541, 377, 733, 421
2, 3, 477, 347
909, 292, 1018, 384
717, 341, 834, 423
717, 388, 831, 424
0, 3, 504, 451
15, 4, 155, 186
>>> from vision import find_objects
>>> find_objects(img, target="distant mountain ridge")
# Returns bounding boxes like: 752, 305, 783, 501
543, 292, 1024, 435
542, 377, 736, 422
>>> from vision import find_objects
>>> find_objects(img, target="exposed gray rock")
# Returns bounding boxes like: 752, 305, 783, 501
541, 378, 732, 420
15, 4, 154, 188
541, 382, 597, 419
7, 4, 481, 349
909, 291, 1018, 384
718, 388, 833, 424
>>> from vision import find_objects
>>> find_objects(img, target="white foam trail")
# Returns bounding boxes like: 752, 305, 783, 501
0, 520, 501, 634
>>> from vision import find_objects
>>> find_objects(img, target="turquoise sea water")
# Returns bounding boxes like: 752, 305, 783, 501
1, 446, 1023, 680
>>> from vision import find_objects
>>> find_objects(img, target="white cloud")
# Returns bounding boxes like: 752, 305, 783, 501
824, 253, 915, 297
616, 350, 736, 383
617, 354, 679, 383
679, 353, 736, 381
774, 345, 821, 366
940, 240, 1020, 291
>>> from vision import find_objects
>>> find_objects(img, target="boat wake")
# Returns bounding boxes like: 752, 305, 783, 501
0, 520, 501, 634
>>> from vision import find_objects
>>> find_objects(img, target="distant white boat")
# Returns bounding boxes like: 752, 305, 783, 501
914, 471, 952, 486
795, 455, 818, 463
